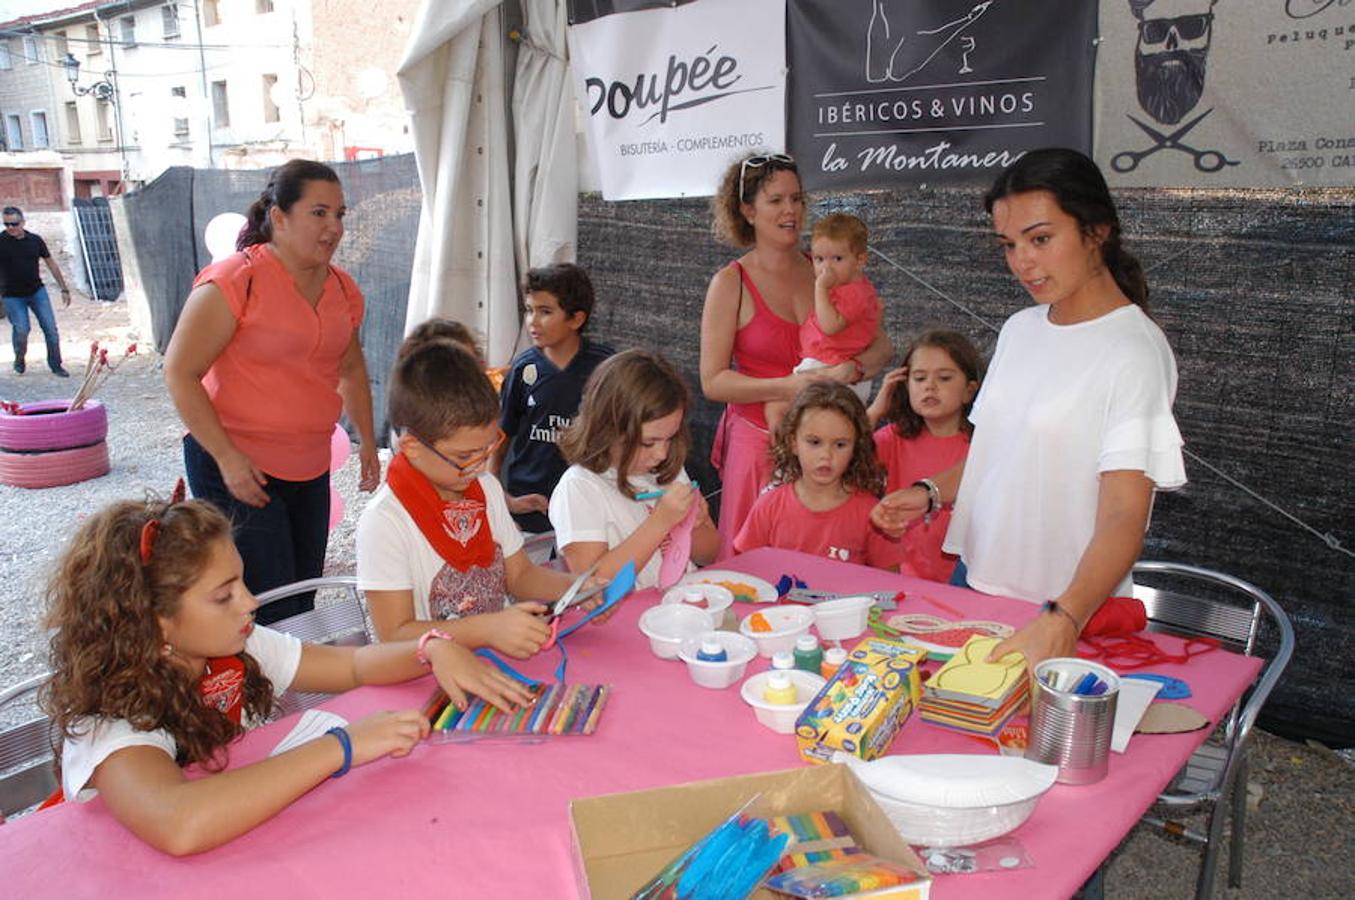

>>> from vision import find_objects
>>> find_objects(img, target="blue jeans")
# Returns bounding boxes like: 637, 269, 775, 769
183, 434, 330, 625
3, 286, 63, 369
949, 559, 971, 589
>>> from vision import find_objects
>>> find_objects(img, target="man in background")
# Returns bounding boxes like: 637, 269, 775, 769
0, 206, 72, 376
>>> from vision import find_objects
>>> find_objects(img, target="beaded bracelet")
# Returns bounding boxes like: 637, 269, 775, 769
416, 628, 456, 666
1041, 600, 1083, 636
326, 726, 352, 778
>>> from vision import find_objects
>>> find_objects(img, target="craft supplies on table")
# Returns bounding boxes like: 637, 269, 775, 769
741, 669, 827, 734
918, 636, 1029, 739
870, 609, 1014, 662
677, 631, 757, 689
679, 569, 779, 604
1026, 658, 1120, 784
660, 581, 735, 629
796, 637, 926, 764
766, 854, 931, 898
810, 595, 877, 642
638, 603, 710, 659
739, 604, 816, 657
424, 682, 611, 742
794, 634, 825, 673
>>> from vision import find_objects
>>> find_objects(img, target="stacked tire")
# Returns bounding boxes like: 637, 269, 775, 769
0, 400, 110, 489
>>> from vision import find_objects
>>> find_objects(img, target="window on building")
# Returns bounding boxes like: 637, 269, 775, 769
23, 35, 40, 64
257, 0, 275, 12
203, 0, 221, 27
262, 74, 281, 123
30, 111, 50, 149
96, 100, 114, 141
120, 16, 136, 48
162, 6, 180, 40
211, 80, 230, 127
4, 114, 22, 150
54, 31, 69, 59
85, 23, 101, 55
65, 102, 82, 143
0, 40, 11, 70
171, 86, 190, 136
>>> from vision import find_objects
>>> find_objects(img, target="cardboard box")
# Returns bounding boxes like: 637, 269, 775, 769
569, 764, 931, 899
795, 637, 926, 765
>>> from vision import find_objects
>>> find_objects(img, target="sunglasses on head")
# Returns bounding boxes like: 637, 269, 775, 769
738, 153, 795, 202
1139, 13, 1212, 44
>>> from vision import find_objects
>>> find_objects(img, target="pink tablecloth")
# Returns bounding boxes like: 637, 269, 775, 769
1, 549, 1261, 899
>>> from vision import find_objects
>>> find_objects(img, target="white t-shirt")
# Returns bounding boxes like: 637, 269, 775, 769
355, 473, 525, 619
548, 465, 695, 590
62, 625, 303, 801
944, 304, 1185, 603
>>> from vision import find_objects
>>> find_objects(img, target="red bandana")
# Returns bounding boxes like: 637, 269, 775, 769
198, 655, 247, 725
386, 452, 495, 572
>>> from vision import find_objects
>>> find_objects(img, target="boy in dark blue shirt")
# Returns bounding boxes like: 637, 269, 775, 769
493, 263, 613, 535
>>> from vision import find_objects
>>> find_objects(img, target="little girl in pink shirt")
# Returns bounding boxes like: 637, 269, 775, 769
866, 330, 984, 582
735, 382, 896, 568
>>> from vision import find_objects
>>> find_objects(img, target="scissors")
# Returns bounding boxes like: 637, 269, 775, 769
1111, 108, 1238, 174
542, 561, 602, 649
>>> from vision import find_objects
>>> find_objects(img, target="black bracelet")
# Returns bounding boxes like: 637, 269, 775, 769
326, 726, 352, 778
1041, 600, 1082, 635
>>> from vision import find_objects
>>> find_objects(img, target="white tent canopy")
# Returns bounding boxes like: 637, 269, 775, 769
398, 0, 578, 366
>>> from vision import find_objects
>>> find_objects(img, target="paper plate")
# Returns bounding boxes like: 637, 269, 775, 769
834, 753, 1057, 809
679, 569, 778, 604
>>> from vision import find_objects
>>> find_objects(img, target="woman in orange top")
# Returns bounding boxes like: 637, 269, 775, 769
165, 160, 379, 624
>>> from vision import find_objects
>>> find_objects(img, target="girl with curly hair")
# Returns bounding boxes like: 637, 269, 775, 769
733, 382, 897, 569
41, 492, 533, 855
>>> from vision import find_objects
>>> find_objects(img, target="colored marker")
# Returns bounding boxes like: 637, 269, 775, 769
1072, 673, 1099, 695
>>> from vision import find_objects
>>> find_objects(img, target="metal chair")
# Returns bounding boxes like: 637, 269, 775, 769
1131, 561, 1295, 898
254, 576, 373, 715
0, 674, 57, 824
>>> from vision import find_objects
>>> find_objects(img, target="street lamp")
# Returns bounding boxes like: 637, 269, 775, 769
61, 52, 115, 102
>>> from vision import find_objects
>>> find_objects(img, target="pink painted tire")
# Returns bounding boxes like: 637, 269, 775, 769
0, 400, 108, 452
0, 441, 111, 489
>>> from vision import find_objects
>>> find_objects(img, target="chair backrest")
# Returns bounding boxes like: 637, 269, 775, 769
1131, 561, 1295, 774
254, 576, 373, 715
255, 576, 371, 647
0, 674, 57, 822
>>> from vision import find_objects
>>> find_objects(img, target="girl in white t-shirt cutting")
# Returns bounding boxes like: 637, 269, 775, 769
549, 350, 720, 589
872, 147, 1185, 669
41, 493, 533, 855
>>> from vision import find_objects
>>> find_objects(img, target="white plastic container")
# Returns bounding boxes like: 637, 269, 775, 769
677, 632, 757, 689
811, 595, 875, 642
738, 605, 815, 658
660, 582, 734, 629
740, 669, 827, 734
638, 604, 710, 660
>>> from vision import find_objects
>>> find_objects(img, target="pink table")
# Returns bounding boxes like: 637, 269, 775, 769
1, 549, 1260, 898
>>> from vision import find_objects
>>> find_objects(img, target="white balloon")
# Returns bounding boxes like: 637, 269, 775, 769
204, 212, 248, 262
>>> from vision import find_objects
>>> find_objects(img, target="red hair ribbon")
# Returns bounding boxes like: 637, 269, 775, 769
139, 478, 188, 566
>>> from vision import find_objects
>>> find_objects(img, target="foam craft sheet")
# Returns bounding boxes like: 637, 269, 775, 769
1135, 701, 1210, 735
680, 569, 778, 604
1111, 677, 1163, 753
269, 709, 348, 757
925, 636, 1026, 702
834, 752, 1057, 809
657, 501, 698, 589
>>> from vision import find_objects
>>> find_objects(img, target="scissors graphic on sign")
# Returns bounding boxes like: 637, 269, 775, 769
1111, 108, 1240, 174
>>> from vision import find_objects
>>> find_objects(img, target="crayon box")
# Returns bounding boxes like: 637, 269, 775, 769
795, 637, 927, 765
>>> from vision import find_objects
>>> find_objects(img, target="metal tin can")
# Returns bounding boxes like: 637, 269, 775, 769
1026, 658, 1120, 785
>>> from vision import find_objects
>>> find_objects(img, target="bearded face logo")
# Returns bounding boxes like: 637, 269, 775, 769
1134, 11, 1212, 125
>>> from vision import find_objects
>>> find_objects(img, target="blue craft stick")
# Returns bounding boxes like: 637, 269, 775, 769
1072, 672, 1099, 695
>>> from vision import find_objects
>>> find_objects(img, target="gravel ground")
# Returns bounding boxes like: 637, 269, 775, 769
2, 298, 1351, 897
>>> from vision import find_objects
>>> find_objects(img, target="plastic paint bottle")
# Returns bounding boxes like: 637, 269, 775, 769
821, 647, 848, 680
762, 671, 798, 705
793, 634, 823, 674
771, 651, 795, 672
695, 639, 727, 663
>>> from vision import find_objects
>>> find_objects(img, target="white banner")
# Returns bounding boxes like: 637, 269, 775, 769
566, 0, 787, 200
1094, 0, 1355, 187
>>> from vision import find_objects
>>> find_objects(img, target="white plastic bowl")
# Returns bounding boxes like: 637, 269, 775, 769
677, 632, 757, 689
638, 604, 711, 660
738, 606, 815, 658
739, 669, 827, 734
871, 794, 1043, 847
660, 582, 734, 629
811, 595, 875, 642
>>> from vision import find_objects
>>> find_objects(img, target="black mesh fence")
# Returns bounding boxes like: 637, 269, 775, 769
578, 186, 1355, 748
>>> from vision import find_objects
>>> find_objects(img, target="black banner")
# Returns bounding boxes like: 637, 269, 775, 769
788, 0, 1098, 189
